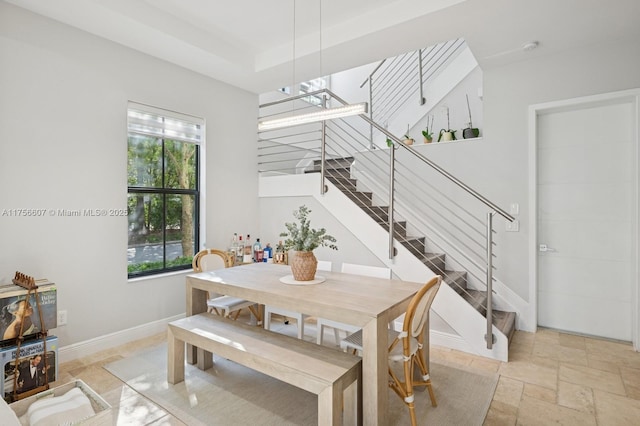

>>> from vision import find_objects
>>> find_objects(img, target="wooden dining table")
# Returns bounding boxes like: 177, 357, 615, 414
184, 262, 425, 426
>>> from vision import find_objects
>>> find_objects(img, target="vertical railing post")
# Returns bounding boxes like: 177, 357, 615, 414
368, 76, 374, 149
418, 49, 426, 105
485, 211, 496, 349
320, 95, 327, 195
388, 144, 396, 259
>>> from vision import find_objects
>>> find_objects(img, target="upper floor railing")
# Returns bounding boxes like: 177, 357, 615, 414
360, 38, 466, 134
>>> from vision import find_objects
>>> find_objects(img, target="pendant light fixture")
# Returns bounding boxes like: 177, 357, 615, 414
258, 0, 367, 132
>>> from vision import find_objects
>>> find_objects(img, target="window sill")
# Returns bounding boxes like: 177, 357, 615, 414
128, 269, 192, 283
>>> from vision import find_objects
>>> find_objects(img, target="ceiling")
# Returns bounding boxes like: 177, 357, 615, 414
6, 0, 640, 94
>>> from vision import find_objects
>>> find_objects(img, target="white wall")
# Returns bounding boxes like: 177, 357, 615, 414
404, 38, 640, 303
0, 3, 259, 347
257, 38, 640, 320
259, 196, 386, 271
410, 66, 483, 142
330, 62, 376, 105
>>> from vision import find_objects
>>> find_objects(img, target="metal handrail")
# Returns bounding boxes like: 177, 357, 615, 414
361, 38, 466, 128
259, 86, 513, 349
259, 88, 514, 221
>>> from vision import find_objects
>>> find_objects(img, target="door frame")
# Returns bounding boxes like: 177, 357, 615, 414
528, 88, 640, 350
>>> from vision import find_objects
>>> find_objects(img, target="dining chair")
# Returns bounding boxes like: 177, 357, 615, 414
342, 275, 441, 426
263, 260, 332, 339
316, 262, 391, 346
192, 249, 261, 324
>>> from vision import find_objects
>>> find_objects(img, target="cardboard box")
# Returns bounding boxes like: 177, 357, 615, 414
1, 336, 58, 402
0, 282, 57, 346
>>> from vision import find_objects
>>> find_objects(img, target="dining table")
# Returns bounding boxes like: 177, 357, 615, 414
184, 262, 425, 426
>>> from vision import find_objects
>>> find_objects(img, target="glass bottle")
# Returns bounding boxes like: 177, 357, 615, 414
228, 233, 238, 265
243, 234, 252, 263
275, 240, 285, 263
236, 234, 244, 265
253, 238, 263, 262
264, 243, 272, 262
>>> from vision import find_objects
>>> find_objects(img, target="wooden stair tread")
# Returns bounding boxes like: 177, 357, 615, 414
322, 158, 518, 348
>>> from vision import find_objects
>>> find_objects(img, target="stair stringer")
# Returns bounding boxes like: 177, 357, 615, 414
351, 157, 533, 332
260, 173, 508, 361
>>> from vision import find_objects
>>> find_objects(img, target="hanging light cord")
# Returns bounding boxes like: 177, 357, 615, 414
319, 0, 322, 82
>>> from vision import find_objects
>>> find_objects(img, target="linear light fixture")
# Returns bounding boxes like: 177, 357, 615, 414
258, 102, 368, 131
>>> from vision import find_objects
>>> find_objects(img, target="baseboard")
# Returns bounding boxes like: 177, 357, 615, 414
391, 318, 474, 355
58, 313, 184, 363
430, 329, 475, 354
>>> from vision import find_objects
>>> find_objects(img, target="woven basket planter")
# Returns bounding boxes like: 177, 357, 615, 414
290, 251, 318, 281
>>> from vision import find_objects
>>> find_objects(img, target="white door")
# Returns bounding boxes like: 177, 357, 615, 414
537, 100, 635, 341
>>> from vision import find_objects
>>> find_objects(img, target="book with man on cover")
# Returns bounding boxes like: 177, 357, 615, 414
1, 335, 58, 402
0, 281, 57, 347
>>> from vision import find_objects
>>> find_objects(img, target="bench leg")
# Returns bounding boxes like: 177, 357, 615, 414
318, 383, 342, 426
343, 380, 359, 426
167, 327, 185, 384
196, 347, 214, 371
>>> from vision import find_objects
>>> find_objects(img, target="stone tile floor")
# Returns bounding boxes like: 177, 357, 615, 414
49, 316, 640, 425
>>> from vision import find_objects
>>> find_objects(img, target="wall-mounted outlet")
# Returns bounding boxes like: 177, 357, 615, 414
57, 310, 68, 326
505, 220, 520, 232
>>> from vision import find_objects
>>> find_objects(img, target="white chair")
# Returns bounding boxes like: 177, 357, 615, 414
316, 262, 391, 346
193, 249, 261, 324
263, 260, 332, 339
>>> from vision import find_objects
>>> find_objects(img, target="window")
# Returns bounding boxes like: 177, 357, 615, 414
299, 77, 328, 106
127, 102, 202, 277
278, 76, 330, 106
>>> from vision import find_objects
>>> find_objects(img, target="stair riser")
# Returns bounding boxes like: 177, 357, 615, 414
326, 176, 357, 192
345, 192, 373, 207
376, 221, 407, 237
401, 238, 425, 256
318, 159, 517, 346
422, 254, 445, 273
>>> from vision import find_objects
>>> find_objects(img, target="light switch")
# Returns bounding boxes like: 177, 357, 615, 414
510, 203, 519, 215
505, 220, 519, 232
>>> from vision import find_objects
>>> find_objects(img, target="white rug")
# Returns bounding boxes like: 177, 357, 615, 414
104, 343, 497, 425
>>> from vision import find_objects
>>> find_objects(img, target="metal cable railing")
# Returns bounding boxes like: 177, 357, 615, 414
259, 84, 513, 349
361, 38, 466, 133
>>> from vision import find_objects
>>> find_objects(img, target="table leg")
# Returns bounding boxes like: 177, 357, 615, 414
186, 281, 208, 365
361, 316, 389, 425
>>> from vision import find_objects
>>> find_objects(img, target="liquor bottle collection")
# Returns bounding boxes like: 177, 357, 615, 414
228, 233, 275, 265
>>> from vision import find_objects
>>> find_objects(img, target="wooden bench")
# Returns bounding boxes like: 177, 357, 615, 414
167, 312, 362, 426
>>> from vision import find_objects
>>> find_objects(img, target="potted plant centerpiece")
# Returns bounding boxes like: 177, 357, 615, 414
280, 205, 338, 281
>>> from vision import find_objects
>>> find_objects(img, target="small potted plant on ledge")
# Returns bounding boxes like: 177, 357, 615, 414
462, 94, 480, 139
403, 124, 414, 145
438, 106, 457, 142
280, 205, 338, 281
422, 115, 434, 143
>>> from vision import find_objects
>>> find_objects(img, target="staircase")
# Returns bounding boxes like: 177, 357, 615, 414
315, 158, 516, 345
258, 37, 519, 359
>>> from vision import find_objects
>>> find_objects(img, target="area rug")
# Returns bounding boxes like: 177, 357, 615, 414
104, 343, 497, 425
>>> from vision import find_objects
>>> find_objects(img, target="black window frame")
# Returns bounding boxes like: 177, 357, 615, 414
127, 103, 202, 278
